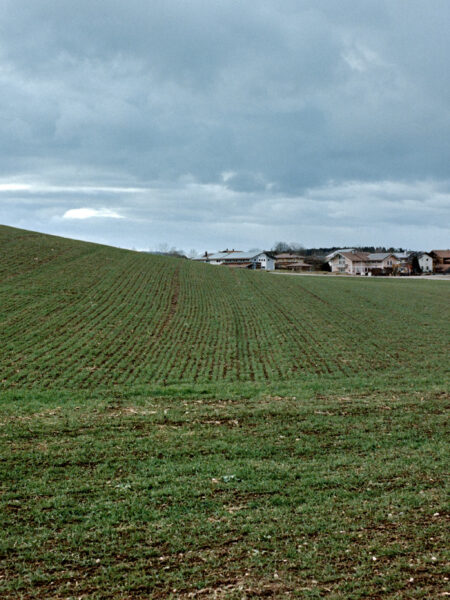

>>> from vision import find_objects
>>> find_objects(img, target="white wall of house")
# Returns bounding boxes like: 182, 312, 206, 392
329, 254, 352, 273
256, 253, 275, 270
419, 254, 433, 272
353, 263, 367, 275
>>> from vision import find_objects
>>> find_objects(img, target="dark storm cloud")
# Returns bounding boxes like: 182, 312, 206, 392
0, 0, 449, 249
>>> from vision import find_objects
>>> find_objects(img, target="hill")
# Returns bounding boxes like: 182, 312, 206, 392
0, 224, 449, 599
1, 224, 448, 391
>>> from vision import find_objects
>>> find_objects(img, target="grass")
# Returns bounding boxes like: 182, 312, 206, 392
1, 386, 448, 598
0, 225, 449, 598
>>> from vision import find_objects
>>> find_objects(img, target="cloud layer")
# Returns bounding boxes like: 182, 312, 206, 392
0, 1, 449, 250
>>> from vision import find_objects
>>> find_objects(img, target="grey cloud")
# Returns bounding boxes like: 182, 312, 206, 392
0, 1, 449, 249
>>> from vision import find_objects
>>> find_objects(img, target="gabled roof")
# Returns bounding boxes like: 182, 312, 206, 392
225, 251, 271, 260
334, 251, 399, 263
205, 251, 243, 260
326, 249, 355, 260
338, 251, 369, 262
207, 250, 272, 261
431, 250, 450, 259
367, 253, 393, 260
206, 252, 232, 260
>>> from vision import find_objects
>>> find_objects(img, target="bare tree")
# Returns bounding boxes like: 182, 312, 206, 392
158, 242, 169, 254
289, 242, 305, 253
272, 241, 304, 254
272, 241, 291, 253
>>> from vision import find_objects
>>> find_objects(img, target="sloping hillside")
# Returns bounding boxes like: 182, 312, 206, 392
0, 224, 448, 389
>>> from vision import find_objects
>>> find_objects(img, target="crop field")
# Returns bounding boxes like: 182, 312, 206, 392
1, 225, 448, 390
0, 224, 449, 599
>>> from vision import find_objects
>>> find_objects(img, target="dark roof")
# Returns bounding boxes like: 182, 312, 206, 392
336, 251, 399, 263
339, 251, 369, 261
431, 250, 450, 259
275, 253, 305, 259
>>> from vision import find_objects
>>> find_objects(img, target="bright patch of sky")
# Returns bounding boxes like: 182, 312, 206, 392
62, 208, 123, 220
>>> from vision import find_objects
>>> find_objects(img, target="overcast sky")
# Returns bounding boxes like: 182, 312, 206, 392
1, 0, 449, 252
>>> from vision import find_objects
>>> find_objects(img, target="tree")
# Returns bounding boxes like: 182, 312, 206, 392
272, 241, 291, 253
289, 242, 305, 253
155, 243, 186, 258
272, 241, 304, 254
167, 246, 186, 258
157, 242, 169, 254
411, 255, 422, 274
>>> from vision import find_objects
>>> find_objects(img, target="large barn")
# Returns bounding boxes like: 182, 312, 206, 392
196, 250, 276, 270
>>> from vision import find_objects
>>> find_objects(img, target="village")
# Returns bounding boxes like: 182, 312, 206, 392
193, 248, 450, 276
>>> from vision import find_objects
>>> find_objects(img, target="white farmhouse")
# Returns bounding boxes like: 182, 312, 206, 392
418, 253, 433, 273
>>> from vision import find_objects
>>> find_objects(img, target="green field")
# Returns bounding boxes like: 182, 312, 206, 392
1, 225, 449, 598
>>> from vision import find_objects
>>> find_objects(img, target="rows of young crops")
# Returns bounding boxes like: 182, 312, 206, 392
1, 225, 448, 389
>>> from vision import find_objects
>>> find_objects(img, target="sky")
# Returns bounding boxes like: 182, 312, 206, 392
1, 0, 449, 253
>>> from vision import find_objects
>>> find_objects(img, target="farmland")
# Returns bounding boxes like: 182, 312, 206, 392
1, 225, 448, 390
0, 224, 449, 599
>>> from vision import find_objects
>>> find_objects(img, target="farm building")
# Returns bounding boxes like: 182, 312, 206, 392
196, 250, 276, 270
430, 250, 450, 273
417, 253, 433, 273
275, 253, 312, 271
285, 261, 313, 272
328, 251, 399, 275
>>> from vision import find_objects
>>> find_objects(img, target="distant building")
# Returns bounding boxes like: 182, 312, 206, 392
275, 253, 312, 271
196, 250, 276, 270
430, 250, 450, 274
393, 251, 413, 275
417, 253, 433, 273
328, 251, 400, 275
286, 260, 313, 272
